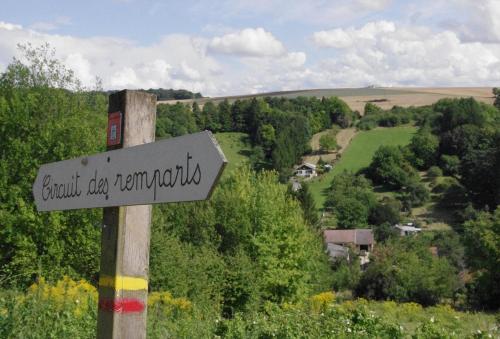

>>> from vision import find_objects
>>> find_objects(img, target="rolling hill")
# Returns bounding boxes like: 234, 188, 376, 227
158, 87, 495, 113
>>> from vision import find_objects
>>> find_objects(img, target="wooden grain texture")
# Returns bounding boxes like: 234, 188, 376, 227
97, 90, 156, 339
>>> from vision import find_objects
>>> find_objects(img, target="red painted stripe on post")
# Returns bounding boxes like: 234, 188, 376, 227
98, 298, 145, 313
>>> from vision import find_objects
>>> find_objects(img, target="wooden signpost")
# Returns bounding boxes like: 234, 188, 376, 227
32, 90, 227, 339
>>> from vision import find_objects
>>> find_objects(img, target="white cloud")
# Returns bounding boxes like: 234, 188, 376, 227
313, 21, 396, 49
1, 14, 499, 98
448, 0, 500, 43
0, 22, 23, 31
0, 22, 225, 94
311, 21, 500, 87
208, 28, 285, 57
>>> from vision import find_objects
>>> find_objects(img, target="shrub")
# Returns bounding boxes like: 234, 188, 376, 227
309, 291, 335, 313
440, 154, 460, 176
428, 166, 443, 178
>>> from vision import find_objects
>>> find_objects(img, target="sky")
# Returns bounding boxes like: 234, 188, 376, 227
0, 0, 499, 96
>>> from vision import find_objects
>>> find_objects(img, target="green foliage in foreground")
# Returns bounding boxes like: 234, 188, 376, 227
150, 168, 333, 314
355, 236, 459, 306
463, 207, 500, 310
1, 278, 498, 338
0, 44, 106, 287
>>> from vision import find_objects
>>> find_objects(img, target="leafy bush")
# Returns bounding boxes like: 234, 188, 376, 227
427, 166, 443, 178
440, 154, 460, 176
151, 168, 333, 310
0, 44, 106, 288
325, 172, 377, 228
355, 237, 459, 306
399, 180, 430, 209
368, 145, 418, 189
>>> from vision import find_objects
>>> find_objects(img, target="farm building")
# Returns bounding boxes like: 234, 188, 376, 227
295, 163, 317, 178
395, 224, 421, 236
326, 243, 350, 261
323, 229, 374, 265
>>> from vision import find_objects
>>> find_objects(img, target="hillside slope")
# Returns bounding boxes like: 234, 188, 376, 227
158, 87, 494, 113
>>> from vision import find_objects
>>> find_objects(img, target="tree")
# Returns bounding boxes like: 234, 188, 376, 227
369, 198, 401, 226
427, 166, 443, 178
398, 180, 430, 209
372, 222, 399, 243
156, 102, 198, 138
319, 134, 337, 152
439, 154, 460, 176
152, 168, 333, 306
218, 99, 233, 132
256, 124, 276, 154
493, 87, 500, 109
326, 172, 377, 228
460, 143, 500, 209
439, 124, 493, 158
462, 207, 500, 310
192, 102, 202, 127
323, 97, 355, 128
0, 44, 105, 287
355, 237, 459, 306
364, 102, 383, 115
331, 258, 361, 291
434, 97, 489, 133
201, 101, 220, 131
408, 130, 439, 169
231, 99, 248, 132
290, 182, 319, 226
368, 146, 418, 189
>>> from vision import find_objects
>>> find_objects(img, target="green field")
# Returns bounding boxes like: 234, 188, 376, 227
309, 126, 417, 209
214, 132, 251, 176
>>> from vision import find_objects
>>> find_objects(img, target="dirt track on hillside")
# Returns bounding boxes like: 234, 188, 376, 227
302, 127, 357, 165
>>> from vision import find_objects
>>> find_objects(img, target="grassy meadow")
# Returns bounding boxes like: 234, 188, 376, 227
309, 126, 417, 209
214, 132, 251, 176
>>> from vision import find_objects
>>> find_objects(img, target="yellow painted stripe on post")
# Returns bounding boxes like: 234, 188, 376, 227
99, 275, 148, 291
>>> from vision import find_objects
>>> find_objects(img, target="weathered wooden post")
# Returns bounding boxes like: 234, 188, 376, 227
32, 91, 226, 339
96, 90, 156, 339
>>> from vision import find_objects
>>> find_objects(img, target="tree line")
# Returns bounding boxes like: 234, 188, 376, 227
156, 95, 356, 180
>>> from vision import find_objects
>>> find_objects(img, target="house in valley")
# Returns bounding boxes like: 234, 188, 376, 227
323, 229, 374, 266
294, 163, 317, 178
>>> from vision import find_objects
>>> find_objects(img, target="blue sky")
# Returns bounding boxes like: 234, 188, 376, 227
1, 0, 499, 96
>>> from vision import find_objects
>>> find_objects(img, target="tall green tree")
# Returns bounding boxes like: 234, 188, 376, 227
408, 130, 439, 169
462, 207, 500, 310
355, 237, 459, 306
151, 168, 332, 307
0, 44, 106, 287
201, 101, 220, 131
325, 172, 377, 229
218, 99, 233, 132
492, 87, 500, 109
290, 182, 319, 226
368, 145, 418, 189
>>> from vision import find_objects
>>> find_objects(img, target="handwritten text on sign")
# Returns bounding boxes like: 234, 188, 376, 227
33, 131, 227, 211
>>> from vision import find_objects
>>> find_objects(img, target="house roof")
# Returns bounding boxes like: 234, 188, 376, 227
395, 225, 421, 232
296, 163, 316, 170
323, 229, 374, 245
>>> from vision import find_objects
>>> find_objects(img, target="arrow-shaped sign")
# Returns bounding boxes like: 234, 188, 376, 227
33, 131, 227, 211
